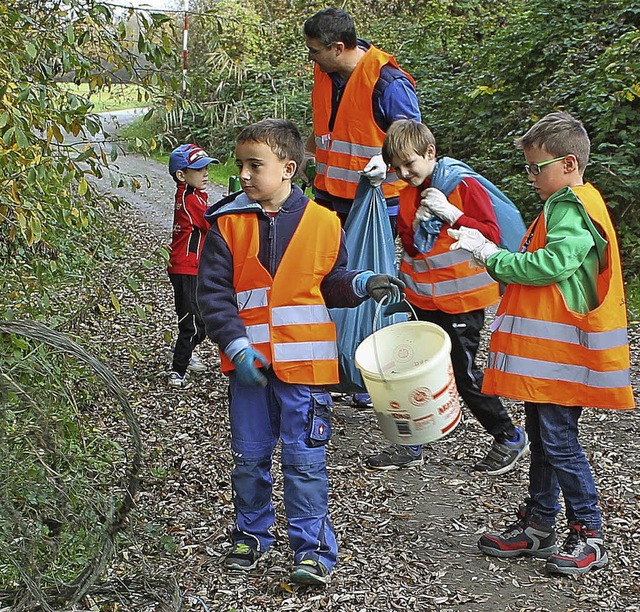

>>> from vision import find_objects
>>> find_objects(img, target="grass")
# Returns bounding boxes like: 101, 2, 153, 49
58, 83, 150, 113
626, 276, 640, 323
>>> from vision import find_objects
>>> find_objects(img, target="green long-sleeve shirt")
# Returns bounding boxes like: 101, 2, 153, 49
486, 186, 607, 315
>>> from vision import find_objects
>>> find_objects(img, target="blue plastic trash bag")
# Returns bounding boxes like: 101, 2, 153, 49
414, 156, 527, 254
328, 178, 407, 393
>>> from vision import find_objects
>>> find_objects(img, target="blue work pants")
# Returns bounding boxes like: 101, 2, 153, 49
228, 370, 337, 570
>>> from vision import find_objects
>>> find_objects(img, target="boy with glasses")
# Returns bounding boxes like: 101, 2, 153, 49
450, 111, 634, 575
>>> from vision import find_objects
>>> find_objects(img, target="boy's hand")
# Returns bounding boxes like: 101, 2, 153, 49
232, 346, 270, 387
420, 188, 462, 225
448, 227, 499, 265
413, 203, 434, 232
362, 155, 387, 187
366, 275, 406, 304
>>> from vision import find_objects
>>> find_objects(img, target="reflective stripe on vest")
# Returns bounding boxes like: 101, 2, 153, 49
494, 314, 629, 351
483, 183, 634, 409
489, 351, 631, 389
274, 341, 338, 363
236, 287, 269, 310
272, 304, 332, 326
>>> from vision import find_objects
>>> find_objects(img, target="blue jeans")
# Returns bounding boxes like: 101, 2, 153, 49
524, 402, 601, 531
228, 370, 337, 570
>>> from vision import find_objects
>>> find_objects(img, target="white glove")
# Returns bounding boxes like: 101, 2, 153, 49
420, 187, 463, 225
448, 227, 500, 266
362, 154, 387, 187
413, 204, 434, 232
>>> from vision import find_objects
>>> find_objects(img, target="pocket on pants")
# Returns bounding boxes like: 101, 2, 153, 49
306, 392, 333, 448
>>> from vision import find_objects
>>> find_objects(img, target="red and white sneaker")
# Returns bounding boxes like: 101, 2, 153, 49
545, 522, 608, 575
478, 506, 557, 559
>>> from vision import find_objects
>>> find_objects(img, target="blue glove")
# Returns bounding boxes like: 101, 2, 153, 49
231, 346, 270, 387
365, 275, 406, 304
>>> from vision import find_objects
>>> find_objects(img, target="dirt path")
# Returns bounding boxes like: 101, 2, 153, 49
90, 154, 640, 612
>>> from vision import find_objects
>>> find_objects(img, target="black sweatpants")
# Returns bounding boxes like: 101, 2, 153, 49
169, 273, 206, 376
412, 306, 516, 441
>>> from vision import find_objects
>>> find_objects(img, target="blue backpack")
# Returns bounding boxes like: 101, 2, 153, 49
415, 157, 526, 253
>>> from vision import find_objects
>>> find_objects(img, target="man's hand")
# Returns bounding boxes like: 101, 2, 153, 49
420, 187, 462, 225
448, 227, 500, 265
232, 346, 270, 387
361, 154, 387, 187
365, 275, 406, 304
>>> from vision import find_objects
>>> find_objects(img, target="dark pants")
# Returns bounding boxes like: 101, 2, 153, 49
412, 306, 516, 441
169, 273, 206, 376
525, 402, 601, 530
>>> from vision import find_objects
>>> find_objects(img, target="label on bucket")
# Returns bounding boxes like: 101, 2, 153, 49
369, 367, 462, 446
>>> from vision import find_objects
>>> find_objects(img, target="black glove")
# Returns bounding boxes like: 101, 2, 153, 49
365, 275, 405, 304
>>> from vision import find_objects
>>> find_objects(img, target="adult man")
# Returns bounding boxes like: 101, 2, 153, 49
303, 7, 421, 233
303, 7, 421, 410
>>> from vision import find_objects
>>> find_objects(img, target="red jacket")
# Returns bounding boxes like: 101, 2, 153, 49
168, 183, 210, 276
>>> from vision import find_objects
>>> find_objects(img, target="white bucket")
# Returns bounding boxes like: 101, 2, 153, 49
354, 319, 461, 445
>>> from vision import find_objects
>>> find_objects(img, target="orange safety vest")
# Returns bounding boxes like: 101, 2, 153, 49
397, 185, 500, 313
311, 45, 414, 200
483, 184, 635, 409
217, 203, 342, 386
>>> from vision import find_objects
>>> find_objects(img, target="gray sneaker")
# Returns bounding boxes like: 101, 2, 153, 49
365, 444, 424, 471
187, 353, 206, 373
473, 427, 529, 475
168, 371, 186, 388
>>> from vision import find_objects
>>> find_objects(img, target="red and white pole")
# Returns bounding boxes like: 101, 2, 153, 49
182, 0, 189, 95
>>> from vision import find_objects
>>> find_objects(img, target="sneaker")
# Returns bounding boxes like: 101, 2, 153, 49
290, 559, 330, 586
224, 542, 261, 571
478, 506, 557, 559
351, 393, 373, 409
187, 353, 206, 373
364, 444, 424, 471
168, 371, 186, 388
473, 426, 529, 475
545, 522, 608, 575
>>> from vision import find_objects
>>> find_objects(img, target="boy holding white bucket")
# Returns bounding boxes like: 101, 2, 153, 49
364, 119, 528, 474
450, 112, 634, 575
196, 118, 404, 586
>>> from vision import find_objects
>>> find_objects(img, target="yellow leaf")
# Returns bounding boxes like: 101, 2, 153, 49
78, 177, 88, 196
110, 292, 121, 313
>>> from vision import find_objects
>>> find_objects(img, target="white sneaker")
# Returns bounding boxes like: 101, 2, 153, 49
168, 371, 186, 388
187, 353, 206, 373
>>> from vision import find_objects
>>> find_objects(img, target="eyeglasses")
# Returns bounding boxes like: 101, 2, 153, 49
524, 156, 566, 176
306, 43, 334, 56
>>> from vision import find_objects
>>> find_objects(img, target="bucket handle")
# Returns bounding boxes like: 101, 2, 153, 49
373, 298, 418, 332
370, 298, 418, 382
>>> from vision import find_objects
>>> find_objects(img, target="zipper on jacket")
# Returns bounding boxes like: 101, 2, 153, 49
268, 215, 277, 276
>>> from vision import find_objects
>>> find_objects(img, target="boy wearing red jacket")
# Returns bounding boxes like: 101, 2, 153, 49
167, 144, 217, 388
365, 119, 527, 473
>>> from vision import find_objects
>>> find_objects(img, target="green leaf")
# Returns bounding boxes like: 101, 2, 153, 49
110, 292, 121, 313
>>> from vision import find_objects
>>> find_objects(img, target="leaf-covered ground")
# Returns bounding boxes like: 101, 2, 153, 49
70, 155, 640, 611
